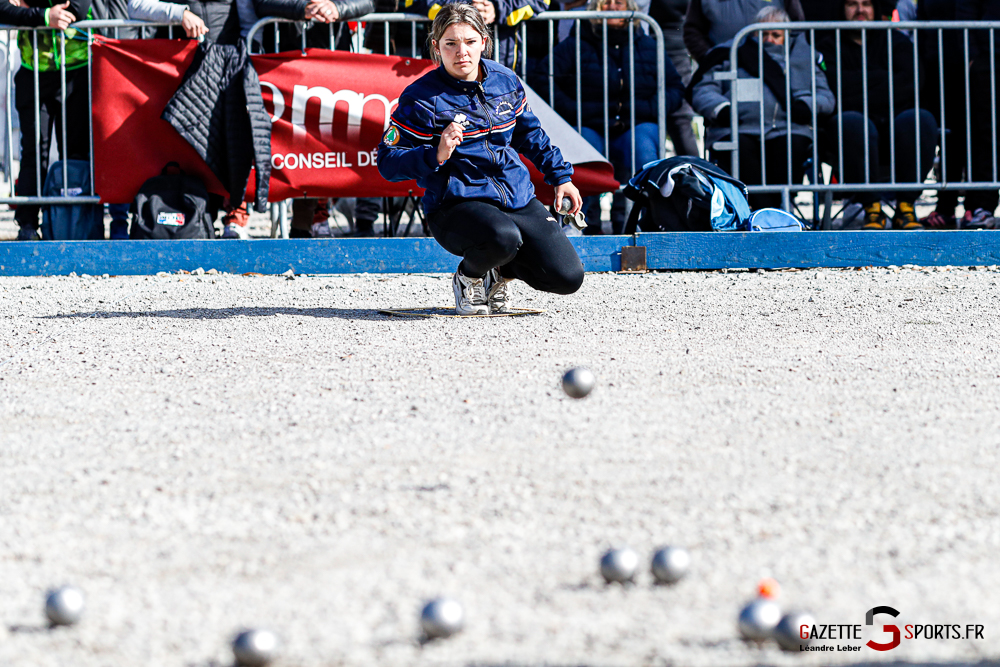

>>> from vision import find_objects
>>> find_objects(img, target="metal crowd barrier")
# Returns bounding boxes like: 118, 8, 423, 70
718, 20, 1000, 219
0, 20, 181, 208
247, 10, 669, 175
2, 13, 666, 226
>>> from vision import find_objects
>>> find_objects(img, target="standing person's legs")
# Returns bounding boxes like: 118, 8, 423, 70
14, 69, 57, 238
964, 64, 1000, 227
889, 108, 937, 229
353, 198, 380, 236
823, 112, 887, 228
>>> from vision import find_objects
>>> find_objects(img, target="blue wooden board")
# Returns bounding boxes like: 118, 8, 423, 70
0, 236, 634, 276
3, 232, 999, 276
638, 231, 1000, 269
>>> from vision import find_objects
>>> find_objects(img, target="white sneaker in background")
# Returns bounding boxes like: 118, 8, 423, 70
452, 269, 489, 316
222, 223, 248, 239
310, 220, 332, 238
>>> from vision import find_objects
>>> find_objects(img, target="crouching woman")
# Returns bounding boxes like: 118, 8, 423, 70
377, 3, 585, 316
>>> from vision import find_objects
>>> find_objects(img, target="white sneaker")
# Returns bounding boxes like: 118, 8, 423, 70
222, 223, 248, 239
452, 269, 489, 316
310, 220, 332, 238
485, 268, 513, 314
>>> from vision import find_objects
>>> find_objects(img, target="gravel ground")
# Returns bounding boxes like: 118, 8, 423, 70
2, 266, 1000, 667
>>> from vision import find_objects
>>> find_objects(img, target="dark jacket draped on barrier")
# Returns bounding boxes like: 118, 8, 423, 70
162, 40, 272, 211
531, 21, 683, 135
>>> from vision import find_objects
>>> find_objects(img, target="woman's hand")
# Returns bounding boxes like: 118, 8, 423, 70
554, 181, 582, 216
48, 2, 76, 30
181, 9, 208, 38
305, 0, 339, 22
437, 121, 464, 164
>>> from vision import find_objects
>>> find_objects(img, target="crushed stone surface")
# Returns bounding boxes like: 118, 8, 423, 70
2, 266, 999, 667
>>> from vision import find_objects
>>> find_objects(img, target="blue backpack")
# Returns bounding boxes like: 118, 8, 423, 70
41, 160, 104, 240
624, 156, 752, 233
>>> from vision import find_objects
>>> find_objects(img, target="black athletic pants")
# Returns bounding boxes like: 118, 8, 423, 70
428, 198, 584, 295
14, 67, 90, 229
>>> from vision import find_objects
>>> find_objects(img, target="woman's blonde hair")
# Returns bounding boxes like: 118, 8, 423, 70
428, 3, 494, 63
586, 0, 639, 26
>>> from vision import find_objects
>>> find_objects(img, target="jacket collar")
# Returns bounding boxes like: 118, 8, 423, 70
436, 61, 491, 93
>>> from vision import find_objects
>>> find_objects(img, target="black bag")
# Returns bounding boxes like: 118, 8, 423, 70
623, 156, 751, 233
41, 160, 105, 241
131, 163, 215, 239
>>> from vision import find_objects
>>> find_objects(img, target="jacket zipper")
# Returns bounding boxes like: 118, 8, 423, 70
475, 84, 509, 208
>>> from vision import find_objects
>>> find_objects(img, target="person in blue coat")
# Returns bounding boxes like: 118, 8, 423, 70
531, 0, 684, 233
378, 3, 585, 316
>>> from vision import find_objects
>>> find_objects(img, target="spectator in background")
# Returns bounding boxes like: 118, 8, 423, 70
533, 0, 684, 233
691, 7, 833, 209
917, 0, 966, 229
816, 0, 937, 230
130, 0, 373, 237
10, 0, 93, 241
956, 0, 1000, 229
683, 0, 803, 64
648, 0, 699, 156
409, 0, 548, 70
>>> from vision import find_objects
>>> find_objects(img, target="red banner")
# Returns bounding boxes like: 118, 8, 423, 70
92, 39, 618, 204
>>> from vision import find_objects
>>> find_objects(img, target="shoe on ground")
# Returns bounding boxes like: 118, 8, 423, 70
289, 228, 311, 238
452, 268, 489, 316
862, 202, 888, 230
222, 222, 249, 239
961, 208, 996, 230
350, 223, 377, 237
310, 220, 332, 238
921, 210, 956, 229
485, 268, 512, 314
109, 220, 129, 240
16, 225, 39, 241
892, 201, 924, 230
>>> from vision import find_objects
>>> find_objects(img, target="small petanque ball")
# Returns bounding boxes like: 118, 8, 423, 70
562, 368, 595, 399
650, 546, 690, 584
738, 598, 782, 642
420, 598, 464, 640
774, 611, 816, 651
600, 547, 639, 584
232, 629, 279, 667
44, 586, 85, 626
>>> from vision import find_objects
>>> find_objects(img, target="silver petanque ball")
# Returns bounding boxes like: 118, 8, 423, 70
44, 586, 85, 626
774, 611, 816, 651
738, 598, 782, 642
650, 546, 690, 584
600, 547, 639, 584
562, 367, 595, 399
420, 598, 464, 640
232, 629, 279, 667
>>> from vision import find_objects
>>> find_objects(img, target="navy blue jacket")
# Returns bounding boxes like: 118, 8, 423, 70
530, 21, 683, 135
377, 58, 574, 218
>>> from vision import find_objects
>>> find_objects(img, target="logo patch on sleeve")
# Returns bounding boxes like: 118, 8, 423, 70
383, 125, 401, 146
